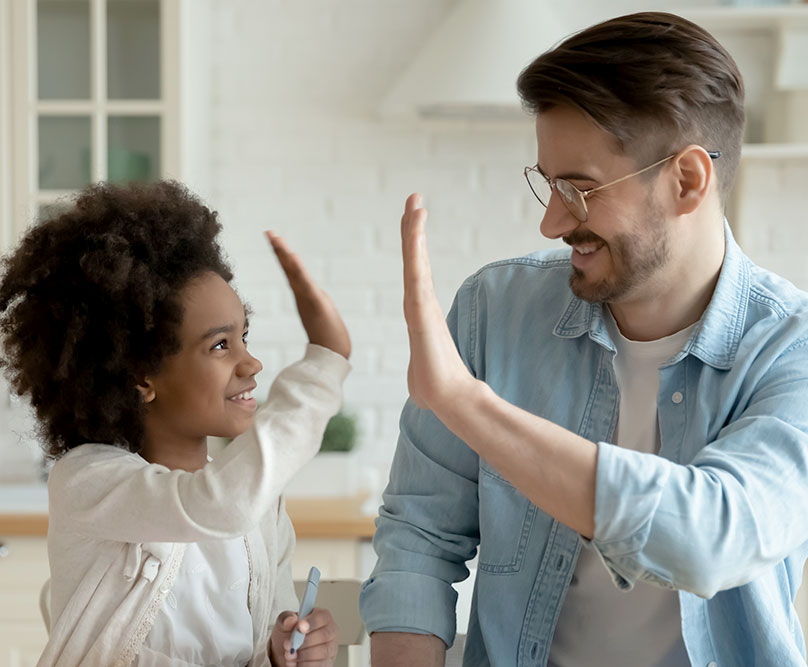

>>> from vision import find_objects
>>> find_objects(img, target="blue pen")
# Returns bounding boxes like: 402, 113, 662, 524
290, 566, 320, 655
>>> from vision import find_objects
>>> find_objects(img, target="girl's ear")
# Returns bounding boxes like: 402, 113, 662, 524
136, 379, 156, 404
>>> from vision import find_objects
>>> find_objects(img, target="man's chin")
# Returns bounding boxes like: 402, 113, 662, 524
569, 269, 619, 304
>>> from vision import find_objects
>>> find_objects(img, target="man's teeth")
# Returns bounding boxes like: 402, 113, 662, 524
575, 244, 601, 255
230, 391, 253, 401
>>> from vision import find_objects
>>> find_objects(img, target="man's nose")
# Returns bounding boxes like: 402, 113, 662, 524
539, 194, 582, 241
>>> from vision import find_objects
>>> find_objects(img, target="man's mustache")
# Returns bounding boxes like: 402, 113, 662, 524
562, 231, 606, 247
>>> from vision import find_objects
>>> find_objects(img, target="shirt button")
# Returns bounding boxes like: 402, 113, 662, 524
707, 662, 718, 667
672, 391, 684, 404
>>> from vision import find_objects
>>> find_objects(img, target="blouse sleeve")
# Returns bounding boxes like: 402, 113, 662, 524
47, 344, 350, 544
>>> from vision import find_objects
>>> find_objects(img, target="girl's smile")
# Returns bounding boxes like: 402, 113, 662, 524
138, 271, 263, 469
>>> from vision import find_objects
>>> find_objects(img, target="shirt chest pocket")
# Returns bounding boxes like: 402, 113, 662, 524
478, 461, 537, 574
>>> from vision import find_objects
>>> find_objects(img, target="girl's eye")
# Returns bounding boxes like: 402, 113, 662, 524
242, 331, 249, 346
212, 339, 228, 351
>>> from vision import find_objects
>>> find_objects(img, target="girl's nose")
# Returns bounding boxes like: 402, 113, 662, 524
239, 351, 263, 377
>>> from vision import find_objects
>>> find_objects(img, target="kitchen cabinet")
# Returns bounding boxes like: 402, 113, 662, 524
0, 0, 213, 255
678, 5, 808, 239
678, 6, 808, 152
0, 537, 49, 667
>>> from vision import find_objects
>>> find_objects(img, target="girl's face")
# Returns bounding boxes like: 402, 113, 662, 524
139, 271, 263, 449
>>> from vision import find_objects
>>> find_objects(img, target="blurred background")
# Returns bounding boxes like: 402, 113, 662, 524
2, 0, 808, 664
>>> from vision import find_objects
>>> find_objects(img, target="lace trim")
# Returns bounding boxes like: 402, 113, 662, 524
244, 534, 254, 615
115, 544, 187, 667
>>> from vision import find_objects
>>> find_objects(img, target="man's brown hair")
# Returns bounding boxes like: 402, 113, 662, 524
517, 12, 745, 204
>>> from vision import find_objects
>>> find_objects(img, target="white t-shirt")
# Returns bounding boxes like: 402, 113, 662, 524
135, 536, 254, 667
548, 308, 695, 667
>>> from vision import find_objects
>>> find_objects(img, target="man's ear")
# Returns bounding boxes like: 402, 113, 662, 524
669, 145, 714, 216
136, 378, 156, 404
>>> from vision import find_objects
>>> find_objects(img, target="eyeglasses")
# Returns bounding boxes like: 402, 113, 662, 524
524, 150, 721, 223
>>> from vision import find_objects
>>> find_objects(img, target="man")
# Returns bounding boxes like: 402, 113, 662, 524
359, 11, 808, 667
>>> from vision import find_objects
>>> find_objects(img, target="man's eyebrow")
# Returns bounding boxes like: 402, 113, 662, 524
200, 317, 250, 341
535, 161, 597, 183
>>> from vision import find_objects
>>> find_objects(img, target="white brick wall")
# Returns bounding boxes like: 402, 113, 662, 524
3, 0, 808, 491
734, 159, 808, 290
203, 0, 808, 496
207, 1, 562, 483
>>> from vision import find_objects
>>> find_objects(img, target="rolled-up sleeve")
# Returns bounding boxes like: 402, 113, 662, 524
592, 338, 808, 599
360, 403, 481, 646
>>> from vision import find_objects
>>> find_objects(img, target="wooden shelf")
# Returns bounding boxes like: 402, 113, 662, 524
0, 494, 377, 539
678, 6, 808, 29
742, 142, 808, 159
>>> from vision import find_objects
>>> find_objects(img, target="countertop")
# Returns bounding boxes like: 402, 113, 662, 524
0, 486, 377, 539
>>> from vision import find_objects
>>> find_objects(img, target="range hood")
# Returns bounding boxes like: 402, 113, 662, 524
380, 0, 569, 120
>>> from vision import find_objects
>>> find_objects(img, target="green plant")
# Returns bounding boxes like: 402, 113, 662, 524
320, 410, 357, 453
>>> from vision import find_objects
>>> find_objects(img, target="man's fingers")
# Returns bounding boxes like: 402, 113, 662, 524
401, 203, 430, 282
404, 192, 422, 216
401, 198, 439, 329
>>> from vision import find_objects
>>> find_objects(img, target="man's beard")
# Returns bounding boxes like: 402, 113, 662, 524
566, 196, 670, 304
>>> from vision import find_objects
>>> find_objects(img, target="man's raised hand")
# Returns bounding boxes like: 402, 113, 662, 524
401, 193, 475, 413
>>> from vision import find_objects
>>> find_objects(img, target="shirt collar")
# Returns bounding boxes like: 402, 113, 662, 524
553, 220, 748, 370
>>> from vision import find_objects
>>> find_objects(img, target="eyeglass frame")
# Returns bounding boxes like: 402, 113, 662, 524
524, 149, 721, 223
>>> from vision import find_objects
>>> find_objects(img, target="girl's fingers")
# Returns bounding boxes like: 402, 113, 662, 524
289, 640, 338, 664
265, 231, 317, 294
281, 612, 299, 631
292, 623, 337, 649
300, 608, 334, 629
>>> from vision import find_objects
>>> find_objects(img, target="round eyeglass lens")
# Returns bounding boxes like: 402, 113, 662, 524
526, 168, 552, 207
555, 179, 586, 220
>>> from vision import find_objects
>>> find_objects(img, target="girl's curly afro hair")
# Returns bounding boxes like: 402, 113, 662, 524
0, 180, 233, 459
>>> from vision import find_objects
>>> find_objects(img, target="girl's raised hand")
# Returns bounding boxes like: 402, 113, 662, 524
266, 232, 351, 360
269, 608, 339, 667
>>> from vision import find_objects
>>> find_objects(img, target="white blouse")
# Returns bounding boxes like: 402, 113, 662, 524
135, 536, 254, 667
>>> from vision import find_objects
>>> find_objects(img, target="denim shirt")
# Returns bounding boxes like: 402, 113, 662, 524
360, 225, 808, 667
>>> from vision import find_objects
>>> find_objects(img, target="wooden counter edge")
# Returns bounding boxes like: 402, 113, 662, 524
286, 496, 377, 540
0, 495, 377, 539
0, 514, 49, 536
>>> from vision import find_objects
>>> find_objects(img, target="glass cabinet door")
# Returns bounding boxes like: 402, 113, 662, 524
37, 0, 91, 100
38, 115, 92, 189
34, 0, 163, 196
108, 115, 160, 183
107, 0, 160, 100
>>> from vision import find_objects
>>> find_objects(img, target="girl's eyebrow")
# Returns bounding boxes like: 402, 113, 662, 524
201, 324, 235, 341
200, 317, 249, 341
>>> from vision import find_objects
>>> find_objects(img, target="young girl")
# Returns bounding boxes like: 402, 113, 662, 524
0, 181, 351, 667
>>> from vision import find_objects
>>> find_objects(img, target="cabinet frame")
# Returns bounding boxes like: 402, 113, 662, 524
1, 0, 184, 254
